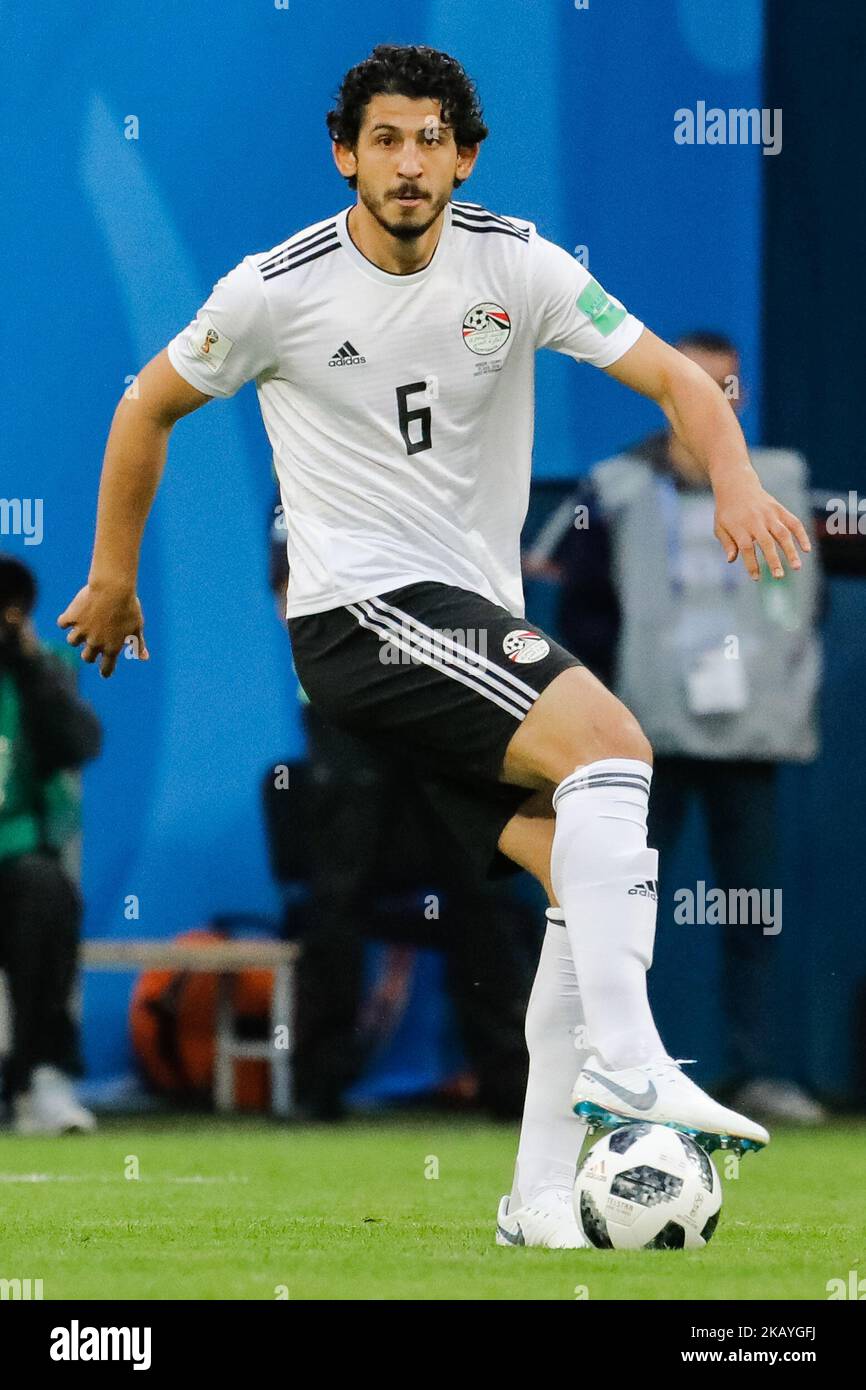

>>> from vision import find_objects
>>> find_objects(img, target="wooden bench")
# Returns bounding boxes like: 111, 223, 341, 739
81, 939, 299, 1117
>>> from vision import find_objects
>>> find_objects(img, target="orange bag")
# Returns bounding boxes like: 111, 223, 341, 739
130, 928, 273, 1110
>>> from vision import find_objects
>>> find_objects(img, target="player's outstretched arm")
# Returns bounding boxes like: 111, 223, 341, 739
58, 350, 212, 678
602, 328, 811, 580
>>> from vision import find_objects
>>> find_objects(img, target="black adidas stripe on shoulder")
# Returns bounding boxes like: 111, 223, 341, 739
257, 220, 338, 271
450, 201, 530, 242
257, 221, 340, 280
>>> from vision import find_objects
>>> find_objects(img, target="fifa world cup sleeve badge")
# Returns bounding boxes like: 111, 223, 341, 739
191, 312, 235, 370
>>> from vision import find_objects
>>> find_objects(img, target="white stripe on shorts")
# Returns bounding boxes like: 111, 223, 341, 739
346, 599, 536, 723
366, 594, 542, 701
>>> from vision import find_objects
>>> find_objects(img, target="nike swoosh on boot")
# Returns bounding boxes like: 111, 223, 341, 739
496, 1220, 525, 1246
581, 1070, 658, 1111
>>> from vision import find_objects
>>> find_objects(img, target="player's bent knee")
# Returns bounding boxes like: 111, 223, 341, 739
562, 704, 653, 777
502, 663, 653, 786
607, 710, 653, 768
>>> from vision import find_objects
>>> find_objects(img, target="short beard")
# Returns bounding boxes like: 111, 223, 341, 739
358, 181, 451, 242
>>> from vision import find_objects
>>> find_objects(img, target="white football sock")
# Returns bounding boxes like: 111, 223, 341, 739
510, 907, 590, 1208
550, 758, 668, 1071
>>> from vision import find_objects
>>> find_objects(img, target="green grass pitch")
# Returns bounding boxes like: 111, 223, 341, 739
1, 1115, 863, 1300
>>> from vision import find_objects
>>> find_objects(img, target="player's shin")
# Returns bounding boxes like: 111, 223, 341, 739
550, 758, 667, 1070
510, 907, 589, 1209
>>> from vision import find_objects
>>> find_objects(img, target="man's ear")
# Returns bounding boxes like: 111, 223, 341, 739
332, 140, 357, 180
455, 143, 480, 182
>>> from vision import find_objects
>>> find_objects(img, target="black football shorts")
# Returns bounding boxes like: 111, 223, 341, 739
288, 580, 582, 879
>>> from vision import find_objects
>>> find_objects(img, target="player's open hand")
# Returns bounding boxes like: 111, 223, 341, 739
713, 478, 811, 580
57, 582, 149, 679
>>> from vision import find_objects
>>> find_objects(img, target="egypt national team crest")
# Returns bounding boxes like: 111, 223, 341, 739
503, 629, 550, 664
462, 302, 511, 355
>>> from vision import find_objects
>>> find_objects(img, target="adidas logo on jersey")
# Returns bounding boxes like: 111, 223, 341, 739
628, 879, 658, 901
328, 340, 366, 367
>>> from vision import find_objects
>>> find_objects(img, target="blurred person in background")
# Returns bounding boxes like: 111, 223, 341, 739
268, 517, 532, 1121
0, 555, 101, 1133
527, 332, 825, 1124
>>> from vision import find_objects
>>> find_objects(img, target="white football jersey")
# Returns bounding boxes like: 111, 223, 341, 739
167, 200, 643, 618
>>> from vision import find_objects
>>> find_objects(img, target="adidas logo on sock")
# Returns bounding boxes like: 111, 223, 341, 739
628, 879, 658, 901
328, 340, 366, 367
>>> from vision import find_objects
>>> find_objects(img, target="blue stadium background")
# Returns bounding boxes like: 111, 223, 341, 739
3, 0, 864, 1102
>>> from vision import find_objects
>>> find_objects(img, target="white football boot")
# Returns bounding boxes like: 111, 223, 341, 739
496, 1189, 589, 1249
572, 1054, 769, 1155
12, 1066, 97, 1135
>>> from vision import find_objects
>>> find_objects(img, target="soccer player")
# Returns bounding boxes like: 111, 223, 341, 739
60, 46, 810, 1248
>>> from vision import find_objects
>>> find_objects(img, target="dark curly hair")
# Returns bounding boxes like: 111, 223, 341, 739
0, 555, 37, 615
327, 44, 488, 189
